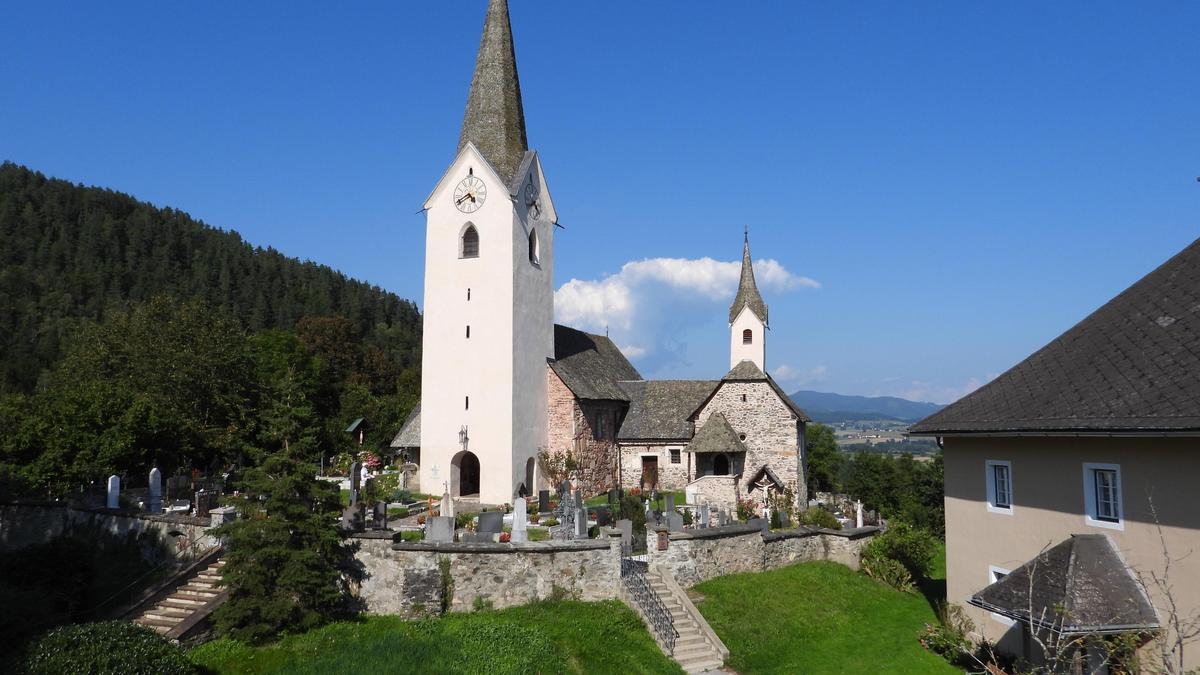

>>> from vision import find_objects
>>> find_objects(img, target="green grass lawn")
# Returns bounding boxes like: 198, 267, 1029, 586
189, 600, 681, 675
695, 561, 957, 674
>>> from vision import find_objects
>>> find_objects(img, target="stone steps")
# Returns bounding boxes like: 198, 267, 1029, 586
131, 555, 226, 638
626, 566, 725, 674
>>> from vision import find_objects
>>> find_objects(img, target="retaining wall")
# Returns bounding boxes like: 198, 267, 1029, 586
0, 502, 216, 562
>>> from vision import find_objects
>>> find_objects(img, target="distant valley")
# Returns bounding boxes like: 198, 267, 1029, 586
787, 390, 944, 424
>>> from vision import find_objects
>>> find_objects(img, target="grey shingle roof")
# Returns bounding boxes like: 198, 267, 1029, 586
686, 413, 749, 454
617, 380, 718, 441
969, 534, 1159, 634
912, 237, 1200, 434
390, 404, 421, 448
551, 324, 642, 401
458, 0, 528, 185
728, 235, 768, 324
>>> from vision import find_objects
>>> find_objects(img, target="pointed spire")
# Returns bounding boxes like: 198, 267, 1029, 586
458, 0, 528, 185
729, 231, 769, 324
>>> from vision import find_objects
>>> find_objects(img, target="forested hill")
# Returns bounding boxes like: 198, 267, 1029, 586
0, 162, 420, 393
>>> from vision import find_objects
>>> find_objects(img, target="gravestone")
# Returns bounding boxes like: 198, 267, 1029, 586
511, 499, 528, 543
373, 502, 388, 530
574, 508, 588, 538
441, 489, 455, 518
106, 475, 120, 509
538, 489, 550, 513
349, 462, 361, 506
209, 505, 237, 528
856, 500, 864, 529
664, 493, 675, 512
341, 504, 365, 531
558, 480, 570, 501
148, 468, 162, 514
699, 505, 710, 528
664, 512, 684, 532
593, 506, 612, 526
717, 508, 727, 526
617, 519, 633, 549
478, 511, 503, 534
425, 516, 455, 542
608, 488, 620, 504
748, 517, 769, 532
779, 510, 792, 529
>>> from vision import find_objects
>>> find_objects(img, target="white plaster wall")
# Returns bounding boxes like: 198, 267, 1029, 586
420, 147, 515, 503
729, 306, 766, 370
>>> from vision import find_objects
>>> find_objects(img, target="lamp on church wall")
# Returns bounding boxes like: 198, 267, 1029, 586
458, 426, 469, 448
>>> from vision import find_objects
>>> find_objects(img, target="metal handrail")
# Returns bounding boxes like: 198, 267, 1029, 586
621, 541, 677, 653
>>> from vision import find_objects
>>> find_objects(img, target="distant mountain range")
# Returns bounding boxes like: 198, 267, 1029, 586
787, 390, 944, 424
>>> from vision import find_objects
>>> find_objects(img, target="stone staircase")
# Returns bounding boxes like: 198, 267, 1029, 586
132, 557, 226, 637
623, 563, 728, 674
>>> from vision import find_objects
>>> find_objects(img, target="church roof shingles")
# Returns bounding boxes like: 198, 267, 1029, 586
458, 0, 529, 186
911, 237, 1200, 434
729, 235, 769, 325
550, 324, 642, 401
685, 412, 750, 454
616, 380, 718, 441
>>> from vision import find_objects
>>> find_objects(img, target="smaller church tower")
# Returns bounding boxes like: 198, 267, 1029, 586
729, 233, 767, 370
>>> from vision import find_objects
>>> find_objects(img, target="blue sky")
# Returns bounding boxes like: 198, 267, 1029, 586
2, 2, 1198, 403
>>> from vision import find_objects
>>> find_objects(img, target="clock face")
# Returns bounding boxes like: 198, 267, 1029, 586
524, 182, 540, 217
453, 175, 487, 213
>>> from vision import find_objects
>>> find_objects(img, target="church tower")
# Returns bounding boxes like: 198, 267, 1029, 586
419, 0, 558, 505
729, 233, 767, 370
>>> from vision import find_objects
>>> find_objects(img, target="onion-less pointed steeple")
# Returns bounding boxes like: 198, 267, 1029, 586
458, 0, 528, 185
729, 231, 769, 325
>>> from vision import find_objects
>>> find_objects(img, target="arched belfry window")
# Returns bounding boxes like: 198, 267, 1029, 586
528, 229, 540, 265
461, 224, 479, 259
743, 329, 753, 345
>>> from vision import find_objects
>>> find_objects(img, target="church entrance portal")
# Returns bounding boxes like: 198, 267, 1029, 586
452, 451, 480, 497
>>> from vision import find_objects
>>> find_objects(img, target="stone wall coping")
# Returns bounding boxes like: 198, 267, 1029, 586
0, 500, 212, 527
348, 531, 396, 540
665, 524, 762, 540
820, 525, 881, 540
391, 539, 611, 553
761, 528, 822, 542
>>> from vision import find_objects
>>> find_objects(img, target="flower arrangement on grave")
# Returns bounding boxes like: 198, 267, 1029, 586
417, 514, 427, 525
529, 511, 539, 524
499, 532, 511, 543
736, 498, 756, 522
362, 452, 383, 472
629, 487, 642, 497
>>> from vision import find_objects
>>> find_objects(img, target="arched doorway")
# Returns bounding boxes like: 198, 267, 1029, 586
713, 453, 730, 476
452, 451, 480, 497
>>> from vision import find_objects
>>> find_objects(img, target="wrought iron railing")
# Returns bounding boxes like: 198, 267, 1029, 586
620, 542, 677, 653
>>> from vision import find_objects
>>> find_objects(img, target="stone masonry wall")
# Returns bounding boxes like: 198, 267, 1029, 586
545, 369, 622, 493
648, 524, 878, 588
352, 534, 622, 616
695, 381, 806, 507
0, 502, 217, 563
618, 443, 691, 491
686, 475, 739, 509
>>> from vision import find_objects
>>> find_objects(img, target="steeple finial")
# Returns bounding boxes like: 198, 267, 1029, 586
729, 231, 769, 325
458, 0, 529, 185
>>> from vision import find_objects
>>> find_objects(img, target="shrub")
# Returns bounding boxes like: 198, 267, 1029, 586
860, 521, 938, 582
455, 513, 475, 531
366, 472, 399, 502
861, 555, 914, 593
542, 517, 559, 527
798, 506, 842, 530
25, 621, 195, 675
393, 489, 414, 503
919, 602, 974, 662
736, 499, 756, 522
387, 507, 410, 519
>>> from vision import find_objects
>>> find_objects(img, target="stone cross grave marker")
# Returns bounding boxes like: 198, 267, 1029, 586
148, 467, 162, 514
478, 511, 503, 534
512, 499, 528, 543
538, 489, 550, 513
441, 485, 455, 518
106, 475, 120, 509
425, 515, 455, 542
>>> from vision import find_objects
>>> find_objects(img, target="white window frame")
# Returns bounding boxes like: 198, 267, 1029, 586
1082, 462, 1124, 531
987, 565, 1014, 625
984, 460, 1013, 515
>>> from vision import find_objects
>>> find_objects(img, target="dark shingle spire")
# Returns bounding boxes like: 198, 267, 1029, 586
728, 231, 769, 324
458, 0, 528, 185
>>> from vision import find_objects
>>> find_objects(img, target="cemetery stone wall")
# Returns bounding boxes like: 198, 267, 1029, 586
0, 502, 216, 562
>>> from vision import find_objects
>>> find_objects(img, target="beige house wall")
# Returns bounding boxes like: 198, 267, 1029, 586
618, 443, 690, 491
943, 436, 1200, 663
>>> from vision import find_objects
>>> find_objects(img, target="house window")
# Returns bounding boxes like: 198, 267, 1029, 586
467, 288, 471, 301
987, 566, 1014, 625
984, 460, 1012, 514
741, 394, 747, 402
466, 325, 470, 339
743, 329, 753, 345
669, 449, 681, 464
461, 225, 480, 258
528, 230, 540, 265
1083, 462, 1123, 530
465, 396, 469, 411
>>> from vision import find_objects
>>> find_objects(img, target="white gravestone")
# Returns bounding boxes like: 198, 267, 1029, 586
106, 475, 120, 509
511, 499, 528, 543
441, 484, 455, 518
148, 467, 162, 514
856, 500, 864, 529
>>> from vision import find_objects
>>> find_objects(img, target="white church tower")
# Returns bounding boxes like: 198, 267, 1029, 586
729, 233, 768, 371
419, 0, 558, 505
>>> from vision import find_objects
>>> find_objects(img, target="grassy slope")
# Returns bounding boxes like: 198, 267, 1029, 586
189, 600, 681, 675
695, 561, 958, 674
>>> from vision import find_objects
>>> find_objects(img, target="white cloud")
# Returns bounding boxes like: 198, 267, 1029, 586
773, 364, 828, 386
620, 344, 648, 358
555, 256, 818, 339
878, 375, 994, 405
